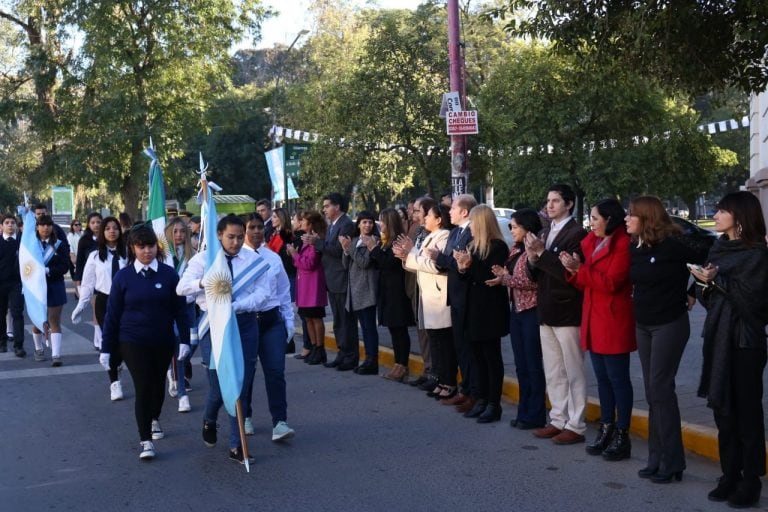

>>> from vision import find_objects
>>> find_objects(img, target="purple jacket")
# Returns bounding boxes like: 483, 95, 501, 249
293, 243, 328, 308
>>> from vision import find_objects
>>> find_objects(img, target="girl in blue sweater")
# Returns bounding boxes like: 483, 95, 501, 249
102, 224, 190, 460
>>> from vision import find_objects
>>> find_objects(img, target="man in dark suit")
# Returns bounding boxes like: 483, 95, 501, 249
0, 214, 25, 357
428, 194, 477, 412
526, 184, 588, 445
307, 192, 357, 371
256, 199, 274, 242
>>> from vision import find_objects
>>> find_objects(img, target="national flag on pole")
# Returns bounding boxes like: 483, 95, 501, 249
142, 141, 174, 266
197, 153, 244, 417
18, 202, 47, 331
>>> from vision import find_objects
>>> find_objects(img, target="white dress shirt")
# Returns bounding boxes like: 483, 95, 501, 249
242, 244, 294, 325
176, 248, 273, 313
546, 216, 572, 250
76, 249, 127, 308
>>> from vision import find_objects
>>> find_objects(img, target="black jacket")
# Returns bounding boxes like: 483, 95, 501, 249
697, 239, 768, 414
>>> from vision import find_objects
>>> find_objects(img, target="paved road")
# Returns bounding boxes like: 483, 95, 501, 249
0, 287, 749, 511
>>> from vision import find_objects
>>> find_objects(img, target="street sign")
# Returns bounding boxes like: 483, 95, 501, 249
446, 110, 479, 135
439, 91, 462, 119
285, 143, 310, 179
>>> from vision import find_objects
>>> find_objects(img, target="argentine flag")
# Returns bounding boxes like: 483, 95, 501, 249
18, 207, 47, 331
198, 163, 243, 418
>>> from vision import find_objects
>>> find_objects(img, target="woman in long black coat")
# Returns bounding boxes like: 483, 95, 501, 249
455, 204, 510, 423
370, 208, 415, 382
691, 191, 768, 508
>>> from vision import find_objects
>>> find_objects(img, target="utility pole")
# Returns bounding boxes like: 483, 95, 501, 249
447, 0, 468, 199
271, 29, 308, 213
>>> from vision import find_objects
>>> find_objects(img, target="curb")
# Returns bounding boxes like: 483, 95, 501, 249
317, 333, 748, 465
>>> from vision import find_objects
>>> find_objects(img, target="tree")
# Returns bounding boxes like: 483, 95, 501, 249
478, 43, 735, 218
488, 1, 768, 95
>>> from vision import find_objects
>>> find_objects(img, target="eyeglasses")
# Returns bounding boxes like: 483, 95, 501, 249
73, 223, 81, 226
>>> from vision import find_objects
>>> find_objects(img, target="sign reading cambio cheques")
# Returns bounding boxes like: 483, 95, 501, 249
446, 110, 479, 135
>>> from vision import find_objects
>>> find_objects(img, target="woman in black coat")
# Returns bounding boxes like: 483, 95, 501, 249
370, 208, 415, 382
690, 191, 768, 508
455, 204, 510, 423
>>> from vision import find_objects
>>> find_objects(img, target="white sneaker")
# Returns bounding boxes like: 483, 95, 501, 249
178, 395, 191, 413
166, 370, 177, 398
244, 417, 254, 436
139, 440, 155, 460
110, 381, 124, 401
151, 420, 164, 440
271, 421, 295, 442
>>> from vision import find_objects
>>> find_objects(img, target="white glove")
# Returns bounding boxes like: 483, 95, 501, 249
178, 343, 191, 360
99, 353, 111, 371
285, 321, 295, 345
71, 305, 84, 325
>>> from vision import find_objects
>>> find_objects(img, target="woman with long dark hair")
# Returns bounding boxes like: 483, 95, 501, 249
30, 215, 69, 366
72, 216, 127, 399
690, 192, 768, 507
562, 199, 635, 461
371, 208, 415, 382
102, 225, 189, 460
489, 208, 545, 430
75, 211, 103, 350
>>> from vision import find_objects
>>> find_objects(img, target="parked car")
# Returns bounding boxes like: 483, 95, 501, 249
492, 207, 516, 219
671, 215, 718, 254
496, 214, 515, 248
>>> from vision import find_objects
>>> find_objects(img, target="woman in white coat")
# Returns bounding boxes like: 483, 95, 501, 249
396, 203, 455, 400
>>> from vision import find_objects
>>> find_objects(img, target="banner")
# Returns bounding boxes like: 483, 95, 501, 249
265, 146, 299, 203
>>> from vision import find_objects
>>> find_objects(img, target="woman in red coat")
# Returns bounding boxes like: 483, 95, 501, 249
561, 199, 636, 461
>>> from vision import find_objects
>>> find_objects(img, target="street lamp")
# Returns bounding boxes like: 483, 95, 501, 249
271, 29, 309, 213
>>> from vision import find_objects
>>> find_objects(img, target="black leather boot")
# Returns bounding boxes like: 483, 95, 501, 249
585, 423, 614, 456
463, 399, 488, 418
602, 428, 631, 461
477, 402, 502, 423
727, 477, 761, 508
306, 346, 322, 365
708, 475, 741, 502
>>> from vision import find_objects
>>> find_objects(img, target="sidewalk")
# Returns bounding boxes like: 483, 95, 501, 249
312, 302, 768, 463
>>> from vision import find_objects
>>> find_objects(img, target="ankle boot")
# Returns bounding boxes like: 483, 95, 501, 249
727, 478, 761, 508
303, 346, 316, 364
585, 423, 615, 456
602, 428, 631, 461
307, 346, 323, 365
708, 474, 741, 502
477, 402, 502, 423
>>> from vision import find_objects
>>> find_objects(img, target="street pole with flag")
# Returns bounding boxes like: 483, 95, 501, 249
18, 194, 48, 340
143, 139, 174, 266
196, 154, 251, 472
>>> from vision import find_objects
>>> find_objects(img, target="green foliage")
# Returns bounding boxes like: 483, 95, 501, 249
487, 1, 768, 95
478, 42, 733, 215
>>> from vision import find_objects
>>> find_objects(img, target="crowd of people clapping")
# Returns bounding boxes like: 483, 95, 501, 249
0, 187, 766, 507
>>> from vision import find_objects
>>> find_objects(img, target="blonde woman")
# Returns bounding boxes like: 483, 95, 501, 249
455, 204, 510, 423
164, 217, 197, 413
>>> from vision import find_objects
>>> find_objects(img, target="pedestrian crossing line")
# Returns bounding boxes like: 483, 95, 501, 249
0, 364, 104, 380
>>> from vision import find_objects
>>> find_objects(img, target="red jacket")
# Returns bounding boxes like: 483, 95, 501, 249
567, 227, 636, 354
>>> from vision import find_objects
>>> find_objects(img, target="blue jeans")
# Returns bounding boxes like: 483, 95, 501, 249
509, 307, 546, 426
203, 313, 259, 449
244, 313, 288, 426
590, 352, 633, 429
355, 305, 379, 362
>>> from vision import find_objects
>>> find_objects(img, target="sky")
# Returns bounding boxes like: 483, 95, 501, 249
257, 0, 423, 48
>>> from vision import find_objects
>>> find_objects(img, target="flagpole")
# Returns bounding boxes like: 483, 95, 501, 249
235, 399, 251, 473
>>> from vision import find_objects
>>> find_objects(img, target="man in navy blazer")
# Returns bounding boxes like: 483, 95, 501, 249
428, 194, 478, 410
308, 192, 358, 371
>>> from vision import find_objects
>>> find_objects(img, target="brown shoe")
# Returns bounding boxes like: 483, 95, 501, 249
441, 392, 467, 406
533, 424, 563, 439
552, 428, 586, 445
455, 397, 477, 413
